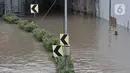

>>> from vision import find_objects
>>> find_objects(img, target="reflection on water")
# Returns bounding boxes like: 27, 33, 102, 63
0, 19, 56, 73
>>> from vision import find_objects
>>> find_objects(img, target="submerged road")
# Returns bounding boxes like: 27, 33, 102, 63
1, 11, 130, 73
31, 13, 130, 73
0, 18, 56, 73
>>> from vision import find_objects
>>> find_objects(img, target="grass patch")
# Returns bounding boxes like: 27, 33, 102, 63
42, 31, 54, 41
3, 13, 21, 24
33, 28, 46, 41
23, 21, 38, 32
18, 20, 30, 29
18, 20, 38, 32
43, 37, 59, 52
56, 56, 75, 73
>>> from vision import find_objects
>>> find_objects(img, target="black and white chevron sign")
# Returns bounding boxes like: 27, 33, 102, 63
31, 4, 39, 13
52, 45, 64, 57
60, 34, 70, 46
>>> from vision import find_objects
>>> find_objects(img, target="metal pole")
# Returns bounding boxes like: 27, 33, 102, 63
34, 13, 36, 22
65, 0, 68, 34
34, 0, 36, 23
64, 0, 68, 70
109, 0, 111, 26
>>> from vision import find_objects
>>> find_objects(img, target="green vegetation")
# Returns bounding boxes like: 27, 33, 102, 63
42, 31, 53, 41
56, 57, 74, 73
18, 20, 30, 29
18, 20, 37, 32
3, 13, 20, 24
2, 13, 75, 73
33, 28, 46, 41
23, 21, 38, 32
0, 13, 3, 17
43, 37, 59, 52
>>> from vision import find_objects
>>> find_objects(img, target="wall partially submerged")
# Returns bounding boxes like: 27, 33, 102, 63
72, 0, 99, 16
111, 0, 130, 29
99, 0, 130, 29
0, 0, 4, 4
99, 0, 109, 20
4, 0, 25, 14
3, 0, 100, 17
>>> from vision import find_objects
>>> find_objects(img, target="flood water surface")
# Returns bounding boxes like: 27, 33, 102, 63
1, 12, 130, 73
0, 19, 56, 73
35, 14, 130, 73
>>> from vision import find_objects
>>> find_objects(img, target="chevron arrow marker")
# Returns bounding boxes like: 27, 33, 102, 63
60, 34, 69, 46
31, 4, 39, 13
52, 45, 64, 57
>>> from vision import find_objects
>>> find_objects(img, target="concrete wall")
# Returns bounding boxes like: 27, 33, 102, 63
99, 0, 109, 20
100, 0, 130, 28
0, 0, 4, 4
86, 0, 96, 13
4, 0, 25, 13
12, 0, 19, 12
60, 0, 73, 9
111, 0, 130, 28
5, 0, 11, 12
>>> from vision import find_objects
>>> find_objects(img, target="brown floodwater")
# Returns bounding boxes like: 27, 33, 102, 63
1, 11, 130, 73
31, 12, 130, 73
0, 18, 56, 73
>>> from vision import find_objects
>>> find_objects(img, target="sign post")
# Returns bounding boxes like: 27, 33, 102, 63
34, 13, 36, 22
64, 0, 68, 69
60, 33, 70, 69
30, 4, 39, 22
52, 0, 70, 70
109, 0, 111, 26
65, 0, 68, 34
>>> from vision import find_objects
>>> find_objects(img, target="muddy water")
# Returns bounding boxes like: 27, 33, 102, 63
33, 13, 130, 73
0, 19, 56, 73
